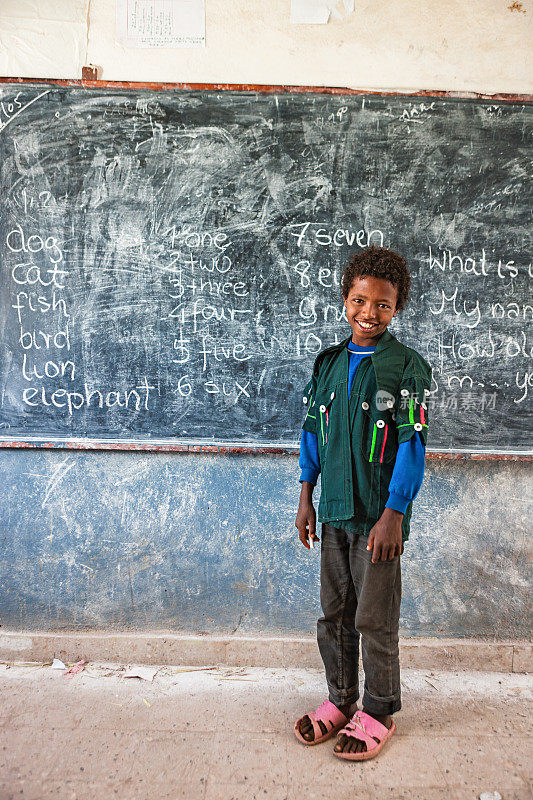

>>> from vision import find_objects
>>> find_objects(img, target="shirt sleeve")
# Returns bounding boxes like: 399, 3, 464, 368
299, 430, 320, 485
385, 431, 426, 514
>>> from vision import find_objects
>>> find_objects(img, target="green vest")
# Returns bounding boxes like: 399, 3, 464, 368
302, 328, 432, 542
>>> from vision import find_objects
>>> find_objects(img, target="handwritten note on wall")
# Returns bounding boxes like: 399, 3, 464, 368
116, 0, 205, 47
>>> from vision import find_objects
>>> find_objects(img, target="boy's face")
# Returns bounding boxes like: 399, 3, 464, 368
343, 275, 399, 346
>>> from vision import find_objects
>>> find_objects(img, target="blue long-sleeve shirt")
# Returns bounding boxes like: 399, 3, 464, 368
299, 340, 426, 515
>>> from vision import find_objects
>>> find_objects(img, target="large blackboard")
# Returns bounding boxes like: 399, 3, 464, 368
0, 83, 531, 454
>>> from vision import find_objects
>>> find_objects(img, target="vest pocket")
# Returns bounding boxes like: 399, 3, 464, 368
360, 404, 397, 464
316, 383, 349, 514
317, 389, 336, 448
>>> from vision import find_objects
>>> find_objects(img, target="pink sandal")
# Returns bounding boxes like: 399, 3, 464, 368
294, 700, 350, 746
333, 710, 396, 761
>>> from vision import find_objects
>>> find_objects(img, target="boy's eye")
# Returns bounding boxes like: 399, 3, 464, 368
348, 298, 390, 309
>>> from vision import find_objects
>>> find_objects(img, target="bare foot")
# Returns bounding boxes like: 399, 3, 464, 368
334, 709, 393, 754
298, 702, 355, 742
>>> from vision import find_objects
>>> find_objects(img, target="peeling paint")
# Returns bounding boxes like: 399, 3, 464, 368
0, 449, 531, 639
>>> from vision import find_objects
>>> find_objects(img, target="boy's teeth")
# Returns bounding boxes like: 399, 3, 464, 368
358, 321, 375, 328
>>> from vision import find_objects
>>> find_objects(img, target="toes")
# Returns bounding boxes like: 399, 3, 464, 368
334, 734, 348, 752
334, 734, 369, 754
343, 738, 356, 754
299, 716, 314, 741
299, 714, 328, 742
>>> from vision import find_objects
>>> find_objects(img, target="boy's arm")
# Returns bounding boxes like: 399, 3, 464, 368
367, 364, 432, 562
296, 378, 320, 549
385, 432, 426, 514
299, 430, 320, 486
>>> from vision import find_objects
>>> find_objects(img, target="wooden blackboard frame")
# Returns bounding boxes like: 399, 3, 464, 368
0, 436, 530, 461
1, 77, 531, 103
1, 77, 532, 461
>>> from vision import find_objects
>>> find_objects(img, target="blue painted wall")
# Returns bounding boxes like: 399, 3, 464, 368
0, 449, 530, 638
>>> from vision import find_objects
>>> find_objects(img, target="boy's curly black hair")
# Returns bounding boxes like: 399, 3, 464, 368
341, 245, 411, 312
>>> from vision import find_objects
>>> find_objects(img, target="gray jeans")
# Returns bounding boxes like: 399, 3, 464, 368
317, 523, 402, 716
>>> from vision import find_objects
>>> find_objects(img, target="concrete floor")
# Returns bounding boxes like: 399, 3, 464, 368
0, 662, 531, 800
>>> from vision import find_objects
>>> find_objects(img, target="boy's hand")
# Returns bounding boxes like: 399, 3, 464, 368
367, 507, 405, 562
296, 482, 319, 549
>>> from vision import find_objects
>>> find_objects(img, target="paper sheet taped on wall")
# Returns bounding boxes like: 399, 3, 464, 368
290, 0, 354, 24
116, 0, 205, 48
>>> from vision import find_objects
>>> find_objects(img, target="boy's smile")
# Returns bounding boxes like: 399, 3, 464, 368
344, 276, 399, 346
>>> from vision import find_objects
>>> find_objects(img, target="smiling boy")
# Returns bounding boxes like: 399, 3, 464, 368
294, 246, 432, 761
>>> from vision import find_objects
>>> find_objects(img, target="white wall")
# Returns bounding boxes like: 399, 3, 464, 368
0, 0, 531, 94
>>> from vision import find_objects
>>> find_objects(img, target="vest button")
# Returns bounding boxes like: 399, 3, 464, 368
330, 391, 335, 400
400, 388, 410, 397
421, 402, 427, 409
376, 419, 385, 428
414, 422, 423, 431
361, 401, 369, 410
303, 396, 308, 404
386, 399, 394, 408
319, 404, 326, 413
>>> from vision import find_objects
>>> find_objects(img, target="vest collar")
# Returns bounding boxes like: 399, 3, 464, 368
339, 326, 398, 357
336, 328, 405, 396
